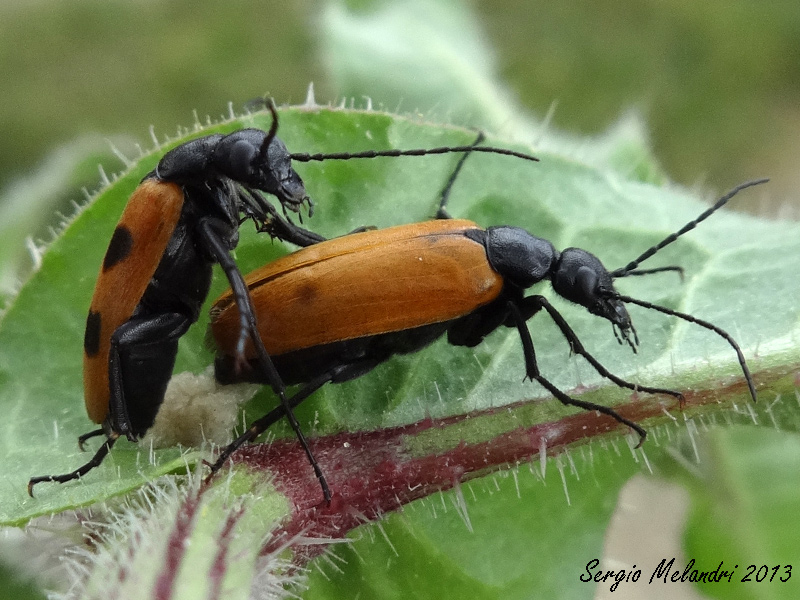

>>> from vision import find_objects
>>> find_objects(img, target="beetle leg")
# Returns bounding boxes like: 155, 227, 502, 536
506, 301, 540, 380
77, 427, 106, 451
523, 295, 684, 405
28, 433, 119, 496
448, 299, 514, 348
258, 212, 374, 246
241, 188, 326, 248
344, 225, 377, 235
507, 300, 648, 446
209, 370, 336, 502
197, 219, 327, 500
436, 131, 486, 219
247, 188, 375, 245
196, 218, 280, 375
260, 211, 326, 247
210, 359, 383, 502
107, 312, 191, 439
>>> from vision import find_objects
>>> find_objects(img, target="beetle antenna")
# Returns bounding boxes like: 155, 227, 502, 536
612, 292, 757, 403
617, 265, 685, 281
257, 98, 280, 163
611, 178, 769, 278
289, 145, 539, 163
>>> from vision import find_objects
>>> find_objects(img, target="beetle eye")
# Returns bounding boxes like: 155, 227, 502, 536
224, 140, 258, 182
575, 265, 598, 298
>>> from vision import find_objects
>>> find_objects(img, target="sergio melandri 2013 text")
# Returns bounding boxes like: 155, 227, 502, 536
581, 557, 792, 593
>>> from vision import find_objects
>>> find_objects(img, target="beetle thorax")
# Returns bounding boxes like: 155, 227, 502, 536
483, 226, 559, 289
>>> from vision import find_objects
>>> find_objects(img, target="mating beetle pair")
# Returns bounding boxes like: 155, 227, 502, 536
27, 104, 540, 495
29, 103, 762, 504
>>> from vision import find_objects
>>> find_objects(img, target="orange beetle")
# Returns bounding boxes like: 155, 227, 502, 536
207, 181, 765, 502
27, 104, 313, 495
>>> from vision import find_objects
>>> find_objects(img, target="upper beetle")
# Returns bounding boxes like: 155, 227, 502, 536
27, 103, 310, 494
28, 106, 540, 494
207, 179, 765, 502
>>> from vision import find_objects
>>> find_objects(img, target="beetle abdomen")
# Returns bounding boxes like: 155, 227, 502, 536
83, 179, 184, 424
215, 320, 454, 385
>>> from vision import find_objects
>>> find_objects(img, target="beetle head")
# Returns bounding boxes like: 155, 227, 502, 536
256, 133, 311, 214
215, 129, 311, 216
551, 248, 638, 351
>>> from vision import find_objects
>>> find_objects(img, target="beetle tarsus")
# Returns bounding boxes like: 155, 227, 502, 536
28, 433, 118, 497
77, 428, 105, 451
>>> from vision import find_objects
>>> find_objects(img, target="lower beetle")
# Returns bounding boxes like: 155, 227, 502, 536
28, 105, 540, 495
208, 179, 765, 502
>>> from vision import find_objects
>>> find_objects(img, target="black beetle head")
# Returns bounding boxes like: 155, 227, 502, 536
258, 134, 310, 214
214, 129, 310, 215
552, 248, 638, 351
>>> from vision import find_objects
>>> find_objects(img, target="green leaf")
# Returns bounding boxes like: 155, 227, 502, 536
304, 444, 644, 600
1, 106, 798, 597
0, 561, 47, 600
666, 427, 800, 599
0, 107, 543, 525
322, 0, 522, 131
0, 136, 126, 304
75, 474, 292, 600
320, 0, 667, 182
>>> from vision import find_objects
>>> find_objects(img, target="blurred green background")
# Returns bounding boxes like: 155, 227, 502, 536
1, 0, 798, 216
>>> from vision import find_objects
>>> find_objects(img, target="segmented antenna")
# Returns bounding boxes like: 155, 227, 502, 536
611, 178, 769, 277
290, 145, 539, 163
258, 98, 281, 161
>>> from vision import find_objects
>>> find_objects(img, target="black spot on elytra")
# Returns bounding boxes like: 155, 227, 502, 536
85, 310, 102, 357
296, 282, 318, 304
103, 226, 133, 271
